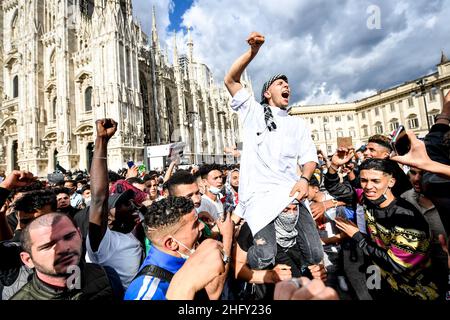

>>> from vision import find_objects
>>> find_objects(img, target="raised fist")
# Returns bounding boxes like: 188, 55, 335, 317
95, 118, 118, 141
247, 32, 265, 52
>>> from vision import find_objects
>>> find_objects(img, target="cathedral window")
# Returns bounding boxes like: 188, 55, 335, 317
85, 87, 93, 112
13, 76, 19, 98
52, 97, 57, 120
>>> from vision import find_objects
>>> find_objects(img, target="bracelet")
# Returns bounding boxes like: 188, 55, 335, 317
93, 156, 107, 160
331, 199, 338, 209
300, 176, 310, 183
435, 114, 450, 122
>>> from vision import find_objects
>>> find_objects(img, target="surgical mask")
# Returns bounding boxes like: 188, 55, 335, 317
322, 169, 328, 175
84, 198, 91, 206
171, 236, 196, 260
209, 186, 222, 195
365, 186, 389, 207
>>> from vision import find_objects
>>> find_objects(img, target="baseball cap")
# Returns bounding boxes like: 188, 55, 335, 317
108, 189, 135, 210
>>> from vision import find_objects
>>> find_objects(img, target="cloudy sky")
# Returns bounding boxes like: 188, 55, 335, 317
132, 0, 449, 105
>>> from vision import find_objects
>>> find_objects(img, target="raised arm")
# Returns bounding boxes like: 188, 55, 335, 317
224, 32, 265, 97
391, 130, 450, 178
0, 170, 36, 241
89, 119, 118, 252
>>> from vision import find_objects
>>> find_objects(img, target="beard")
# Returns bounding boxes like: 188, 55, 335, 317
33, 251, 81, 277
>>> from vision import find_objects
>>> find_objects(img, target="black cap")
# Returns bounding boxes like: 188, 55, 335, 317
108, 189, 134, 210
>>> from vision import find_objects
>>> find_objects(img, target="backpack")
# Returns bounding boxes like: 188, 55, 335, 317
132, 264, 209, 300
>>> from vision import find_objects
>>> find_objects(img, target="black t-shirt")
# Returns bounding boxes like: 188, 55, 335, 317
236, 222, 274, 301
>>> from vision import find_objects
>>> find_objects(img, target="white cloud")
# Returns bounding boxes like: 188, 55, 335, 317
132, 0, 450, 105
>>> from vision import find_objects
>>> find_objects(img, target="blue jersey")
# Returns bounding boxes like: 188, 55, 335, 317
124, 245, 185, 300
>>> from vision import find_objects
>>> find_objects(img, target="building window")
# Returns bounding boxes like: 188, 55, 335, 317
390, 103, 395, 112
323, 116, 329, 123
362, 125, 368, 137
310, 118, 314, 124
85, 86, 93, 112
347, 115, 353, 121
336, 129, 343, 137
311, 132, 318, 141
325, 131, 331, 140
361, 111, 366, 120
374, 107, 379, 116
429, 91, 436, 102
327, 145, 333, 154
389, 119, 399, 132
428, 112, 439, 127
374, 122, 383, 134
408, 97, 414, 108
407, 115, 419, 129
349, 128, 356, 137
13, 75, 19, 98
52, 97, 57, 120
335, 116, 341, 122
428, 115, 435, 127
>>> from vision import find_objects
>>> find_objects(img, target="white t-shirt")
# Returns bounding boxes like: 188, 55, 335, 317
231, 88, 318, 235
197, 194, 224, 221
86, 228, 143, 289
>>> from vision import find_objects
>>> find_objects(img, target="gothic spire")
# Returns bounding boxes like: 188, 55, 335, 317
152, 5, 160, 50
173, 32, 179, 67
187, 26, 194, 63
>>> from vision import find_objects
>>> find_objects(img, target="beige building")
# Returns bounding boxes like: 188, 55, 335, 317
290, 53, 450, 156
0, 1, 242, 177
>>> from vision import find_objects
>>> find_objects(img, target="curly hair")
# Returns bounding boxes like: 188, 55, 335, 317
13, 189, 57, 213
9, 180, 46, 200
144, 196, 194, 236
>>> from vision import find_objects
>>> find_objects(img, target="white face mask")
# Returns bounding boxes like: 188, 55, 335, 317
322, 169, 328, 175
209, 186, 222, 195
171, 236, 196, 260
84, 198, 91, 206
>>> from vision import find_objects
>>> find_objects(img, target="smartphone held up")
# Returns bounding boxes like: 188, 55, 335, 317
390, 125, 411, 156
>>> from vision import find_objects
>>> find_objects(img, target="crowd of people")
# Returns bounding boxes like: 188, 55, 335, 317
0, 32, 449, 301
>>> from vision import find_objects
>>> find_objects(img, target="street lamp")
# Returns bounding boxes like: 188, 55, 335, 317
323, 119, 329, 154
413, 79, 437, 131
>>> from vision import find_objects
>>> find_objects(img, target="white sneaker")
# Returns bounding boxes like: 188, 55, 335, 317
338, 276, 349, 292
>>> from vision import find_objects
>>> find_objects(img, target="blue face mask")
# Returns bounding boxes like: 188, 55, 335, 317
209, 186, 222, 195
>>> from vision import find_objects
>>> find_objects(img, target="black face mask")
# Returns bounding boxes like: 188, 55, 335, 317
364, 187, 389, 207
365, 194, 387, 207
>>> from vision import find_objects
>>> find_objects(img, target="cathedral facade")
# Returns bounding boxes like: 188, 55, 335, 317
0, 0, 243, 177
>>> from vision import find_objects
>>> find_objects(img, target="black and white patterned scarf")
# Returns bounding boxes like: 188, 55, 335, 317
260, 74, 289, 132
